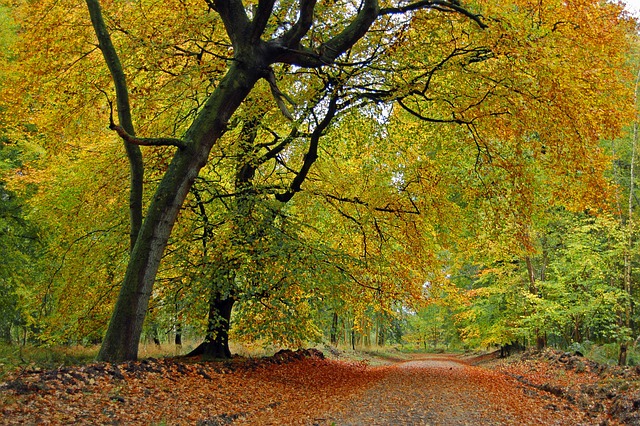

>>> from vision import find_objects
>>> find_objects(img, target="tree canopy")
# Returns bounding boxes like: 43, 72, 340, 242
0, 0, 638, 362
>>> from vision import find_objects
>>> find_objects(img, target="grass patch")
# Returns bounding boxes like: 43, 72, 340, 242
586, 343, 640, 366
322, 344, 414, 366
0, 343, 97, 379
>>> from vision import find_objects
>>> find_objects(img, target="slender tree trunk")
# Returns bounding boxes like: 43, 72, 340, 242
376, 316, 385, 347
343, 318, 348, 345
620, 69, 640, 366
86, 0, 143, 252
151, 322, 161, 347
363, 321, 370, 348
97, 64, 261, 362
175, 323, 182, 346
619, 343, 628, 366
525, 256, 537, 295
330, 312, 339, 345
574, 317, 582, 343
0, 325, 11, 344
351, 323, 356, 351
525, 256, 546, 350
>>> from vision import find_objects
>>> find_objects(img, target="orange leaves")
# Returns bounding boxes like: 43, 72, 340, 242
326, 354, 594, 425
498, 349, 640, 424
1, 354, 389, 425
3, 351, 630, 425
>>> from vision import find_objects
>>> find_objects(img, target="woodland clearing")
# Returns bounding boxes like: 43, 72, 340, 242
2, 348, 640, 425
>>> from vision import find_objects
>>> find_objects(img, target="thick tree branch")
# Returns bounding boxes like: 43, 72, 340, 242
265, 68, 295, 120
281, 0, 317, 47
275, 94, 340, 203
380, 0, 487, 29
251, 0, 277, 42
110, 123, 186, 149
320, 0, 379, 62
317, 193, 421, 215
276, 0, 485, 67
85, 0, 143, 251
213, 0, 251, 47
275, 0, 379, 67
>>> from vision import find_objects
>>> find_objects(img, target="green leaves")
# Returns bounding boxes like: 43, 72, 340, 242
0, 0, 636, 355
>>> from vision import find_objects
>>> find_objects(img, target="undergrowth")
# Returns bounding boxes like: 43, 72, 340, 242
0, 343, 96, 380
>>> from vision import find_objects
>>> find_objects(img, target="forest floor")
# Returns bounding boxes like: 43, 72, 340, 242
1, 347, 640, 425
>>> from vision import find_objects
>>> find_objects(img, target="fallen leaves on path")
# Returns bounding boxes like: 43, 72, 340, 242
325, 354, 599, 425
1, 350, 388, 425
1, 349, 627, 425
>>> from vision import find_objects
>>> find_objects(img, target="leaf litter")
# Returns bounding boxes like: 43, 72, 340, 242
1, 348, 633, 425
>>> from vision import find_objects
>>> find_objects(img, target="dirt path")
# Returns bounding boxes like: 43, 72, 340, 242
322, 354, 598, 426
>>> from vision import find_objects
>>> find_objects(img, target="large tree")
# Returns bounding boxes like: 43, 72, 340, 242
87, 0, 488, 361
3, 0, 634, 361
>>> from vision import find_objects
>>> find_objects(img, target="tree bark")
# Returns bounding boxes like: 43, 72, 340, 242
619, 342, 628, 366
175, 323, 182, 346
151, 322, 161, 346
619, 69, 640, 366
97, 63, 261, 362
525, 256, 547, 350
536, 333, 547, 350
85, 0, 143, 251
330, 312, 339, 345
187, 294, 235, 359
351, 321, 356, 351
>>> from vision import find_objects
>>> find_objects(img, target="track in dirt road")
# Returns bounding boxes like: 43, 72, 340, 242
322, 354, 602, 426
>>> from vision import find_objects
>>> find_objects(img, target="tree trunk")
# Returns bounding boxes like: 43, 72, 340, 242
573, 317, 582, 343
618, 69, 640, 367
151, 323, 161, 347
525, 256, 537, 295
525, 256, 547, 350
536, 333, 547, 350
97, 63, 261, 362
330, 312, 339, 345
619, 342, 628, 366
188, 295, 235, 359
0, 325, 11, 344
376, 317, 385, 347
351, 327, 356, 351
175, 322, 182, 346
86, 0, 143, 252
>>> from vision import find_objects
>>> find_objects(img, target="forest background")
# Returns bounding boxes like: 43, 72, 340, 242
2, 0, 640, 366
